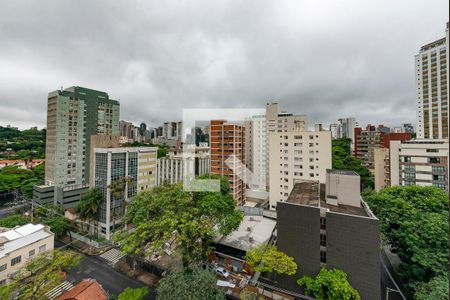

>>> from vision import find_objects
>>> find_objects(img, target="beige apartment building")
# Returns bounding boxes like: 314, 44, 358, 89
0, 224, 54, 284
390, 140, 448, 193
268, 124, 332, 209
373, 148, 390, 191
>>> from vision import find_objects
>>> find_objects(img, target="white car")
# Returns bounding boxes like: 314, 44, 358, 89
215, 267, 230, 278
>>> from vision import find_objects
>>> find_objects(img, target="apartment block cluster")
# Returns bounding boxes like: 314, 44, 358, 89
16, 22, 446, 300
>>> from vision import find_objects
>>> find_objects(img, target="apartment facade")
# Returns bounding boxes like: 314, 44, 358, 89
93, 147, 157, 239
0, 224, 54, 284
390, 140, 448, 193
157, 152, 210, 185
276, 171, 380, 300
210, 120, 246, 205
244, 114, 267, 191
338, 118, 357, 143
373, 148, 390, 191
268, 125, 332, 209
266, 103, 308, 191
416, 23, 449, 139
354, 125, 411, 173
41, 86, 119, 206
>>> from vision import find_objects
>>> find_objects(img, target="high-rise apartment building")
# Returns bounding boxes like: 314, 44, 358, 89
337, 117, 357, 145
265, 103, 308, 191
354, 125, 411, 173
38, 86, 119, 206
373, 148, 390, 191
329, 123, 340, 139
244, 114, 267, 191
276, 172, 380, 300
416, 23, 449, 139
210, 120, 246, 205
390, 140, 448, 193
93, 147, 157, 239
268, 124, 332, 209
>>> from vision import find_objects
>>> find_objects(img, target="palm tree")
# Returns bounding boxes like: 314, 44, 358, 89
77, 188, 103, 238
108, 176, 134, 233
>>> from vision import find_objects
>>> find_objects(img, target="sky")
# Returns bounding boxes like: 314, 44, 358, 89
0, 0, 448, 129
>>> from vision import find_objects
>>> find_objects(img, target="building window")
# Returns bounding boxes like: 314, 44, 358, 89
428, 157, 441, 164
426, 149, 439, 152
433, 183, 446, 190
11, 256, 22, 266
320, 234, 327, 247
29, 249, 35, 258
320, 251, 326, 263
403, 156, 411, 162
0, 264, 6, 272
320, 217, 326, 230
39, 245, 46, 253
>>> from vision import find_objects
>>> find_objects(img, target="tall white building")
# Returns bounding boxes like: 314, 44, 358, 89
416, 23, 449, 139
329, 123, 340, 139
338, 117, 357, 143
245, 114, 267, 191
265, 103, 308, 193
268, 124, 332, 210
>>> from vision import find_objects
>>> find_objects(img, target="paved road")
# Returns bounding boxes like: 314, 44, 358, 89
0, 202, 29, 218
55, 241, 156, 299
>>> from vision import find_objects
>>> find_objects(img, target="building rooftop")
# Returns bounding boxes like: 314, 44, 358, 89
420, 37, 446, 52
215, 215, 276, 252
327, 169, 358, 176
286, 181, 370, 217
0, 224, 53, 259
57, 278, 108, 300
94, 146, 158, 153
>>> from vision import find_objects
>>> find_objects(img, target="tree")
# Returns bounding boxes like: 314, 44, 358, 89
297, 268, 360, 300
414, 275, 448, 300
77, 188, 103, 237
108, 176, 134, 231
332, 138, 373, 189
245, 245, 297, 275
116, 175, 243, 268
362, 185, 448, 294
0, 250, 80, 299
118, 287, 149, 300
34, 204, 72, 238
156, 268, 225, 300
0, 214, 29, 227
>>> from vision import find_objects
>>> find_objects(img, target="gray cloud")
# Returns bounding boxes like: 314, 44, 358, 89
0, 0, 448, 129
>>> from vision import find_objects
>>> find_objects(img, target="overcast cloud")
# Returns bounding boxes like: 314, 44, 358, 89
0, 0, 448, 129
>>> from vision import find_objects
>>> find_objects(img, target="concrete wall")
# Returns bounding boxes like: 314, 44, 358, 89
276, 202, 321, 292
326, 212, 380, 300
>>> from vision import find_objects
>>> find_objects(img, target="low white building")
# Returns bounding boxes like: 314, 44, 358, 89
157, 151, 210, 186
0, 224, 54, 284
390, 139, 448, 192
268, 124, 332, 210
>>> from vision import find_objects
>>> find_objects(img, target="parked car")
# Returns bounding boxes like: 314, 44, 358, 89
215, 267, 230, 278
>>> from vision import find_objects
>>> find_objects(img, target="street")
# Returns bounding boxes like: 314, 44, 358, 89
55, 241, 156, 299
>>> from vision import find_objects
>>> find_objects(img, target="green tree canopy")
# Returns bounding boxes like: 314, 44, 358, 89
297, 268, 360, 300
0, 214, 29, 228
362, 185, 448, 294
332, 138, 373, 188
156, 268, 225, 300
0, 250, 80, 299
413, 274, 448, 300
245, 245, 298, 275
34, 204, 72, 238
118, 287, 149, 300
116, 175, 243, 267
77, 188, 104, 236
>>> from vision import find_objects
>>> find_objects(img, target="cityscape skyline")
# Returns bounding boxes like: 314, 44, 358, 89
0, 1, 448, 129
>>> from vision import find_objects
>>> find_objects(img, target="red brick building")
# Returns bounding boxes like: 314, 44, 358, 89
210, 120, 246, 205
354, 125, 411, 172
